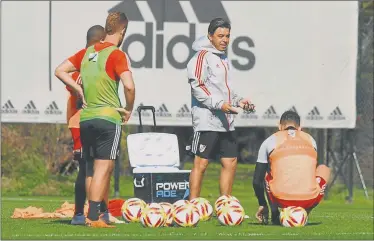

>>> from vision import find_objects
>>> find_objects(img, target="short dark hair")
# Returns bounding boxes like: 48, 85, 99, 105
280, 110, 301, 127
105, 12, 128, 35
86, 25, 105, 47
208, 18, 231, 35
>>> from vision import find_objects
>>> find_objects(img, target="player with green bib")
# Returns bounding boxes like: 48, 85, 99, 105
55, 12, 135, 228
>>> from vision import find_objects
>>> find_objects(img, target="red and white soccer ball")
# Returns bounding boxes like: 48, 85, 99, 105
190, 197, 213, 221
217, 202, 245, 226
214, 195, 240, 213
121, 198, 146, 223
280, 206, 308, 227
140, 203, 166, 228
159, 202, 174, 227
173, 199, 190, 209
173, 203, 200, 227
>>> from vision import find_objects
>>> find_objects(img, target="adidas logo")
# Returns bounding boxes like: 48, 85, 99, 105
328, 106, 345, 120
1, 100, 18, 114
156, 104, 172, 117
22, 101, 39, 114
262, 105, 279, 119
109, 0, 255, 71
241, 109, 258, 119
289, 106, 298, 113
306, 106, 323, 120
133, 103, 150, 117
45, 101, 62, 115
176, 104, 191, 118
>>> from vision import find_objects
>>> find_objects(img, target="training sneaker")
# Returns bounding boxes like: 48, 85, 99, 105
71, 214, 86, 225
85, 218, 115, 228
100, 211, 111, 224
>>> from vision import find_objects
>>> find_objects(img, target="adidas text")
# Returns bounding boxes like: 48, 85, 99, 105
122, 23, 255, 71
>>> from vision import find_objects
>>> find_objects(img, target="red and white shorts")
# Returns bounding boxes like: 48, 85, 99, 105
265, 173, 327, 210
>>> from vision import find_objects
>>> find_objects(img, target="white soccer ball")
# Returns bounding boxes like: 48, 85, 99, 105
121, 198, 146, 223
159, 202, 174, 227
173, 203, 200, 227
190, 197, 213, 221
217, 202, 245, 226
140, 203, 166, 228
280, 206, 308, 227
173, 199, 190, 209
214, 195, 240, 213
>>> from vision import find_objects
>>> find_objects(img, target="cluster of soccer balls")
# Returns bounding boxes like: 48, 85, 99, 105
120, 195, 246, 228
121, 195, 309, 228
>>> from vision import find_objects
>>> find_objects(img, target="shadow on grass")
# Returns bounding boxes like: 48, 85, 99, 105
306, 222, 322, 226
244, 221, 322, 226
46, 219, 72, 225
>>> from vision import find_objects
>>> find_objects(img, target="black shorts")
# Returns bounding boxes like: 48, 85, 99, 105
190, 131, 238, 159
80, 119, 122, 162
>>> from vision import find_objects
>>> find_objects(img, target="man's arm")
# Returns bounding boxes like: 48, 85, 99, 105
253, 141, 269, 207
119, 71, 135, 111
55, 60, 84, 101
187, 52, 223, 110
113, 51, 135, 124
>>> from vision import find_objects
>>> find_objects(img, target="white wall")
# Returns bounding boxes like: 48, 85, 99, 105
1, 1, 358, 128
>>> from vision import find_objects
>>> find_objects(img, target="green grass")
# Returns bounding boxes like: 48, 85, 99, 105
1, 163, 373, 240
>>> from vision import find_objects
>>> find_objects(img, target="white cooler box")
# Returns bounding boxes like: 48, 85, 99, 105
127, 132, 191, 203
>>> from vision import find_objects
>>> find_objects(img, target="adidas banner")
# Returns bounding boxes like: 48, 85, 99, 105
1, 1, 357, 128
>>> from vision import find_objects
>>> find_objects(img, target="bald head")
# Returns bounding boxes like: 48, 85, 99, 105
86, 25, 105, 47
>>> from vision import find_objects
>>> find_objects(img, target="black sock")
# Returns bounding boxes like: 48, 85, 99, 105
74, 158, 86, 215
271, 209, 281, 225
100, 200, 108, 213
87, 200, 101, 221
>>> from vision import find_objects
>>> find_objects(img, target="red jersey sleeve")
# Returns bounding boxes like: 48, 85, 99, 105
114, 51, 131, 77
106, 50, 131, 80
68, 48, 87, 71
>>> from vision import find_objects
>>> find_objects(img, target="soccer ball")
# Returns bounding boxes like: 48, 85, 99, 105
173, 203, 200, 227
121, 198, 146, 223
217, 202, 245, 226
214, 195, 240, 213
190, 197, 213, 221
173, 199, 190, 209
280, 206, 308, 227
140, 203, 166, 228
159, 202, 174, 227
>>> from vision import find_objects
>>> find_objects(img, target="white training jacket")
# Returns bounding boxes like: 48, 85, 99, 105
187, 36, 243, 132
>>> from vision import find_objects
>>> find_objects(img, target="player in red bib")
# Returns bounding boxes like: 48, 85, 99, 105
65, 25, 106, 225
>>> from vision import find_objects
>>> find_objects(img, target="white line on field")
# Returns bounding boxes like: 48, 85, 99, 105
10, 232, 374, 238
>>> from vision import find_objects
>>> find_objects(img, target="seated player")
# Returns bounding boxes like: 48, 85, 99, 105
252, 110, 330, 225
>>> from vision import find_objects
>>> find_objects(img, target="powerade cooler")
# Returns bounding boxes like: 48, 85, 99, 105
127, 106, 191, 203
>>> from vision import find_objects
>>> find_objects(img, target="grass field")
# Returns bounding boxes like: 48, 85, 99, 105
1, 163, 373, 240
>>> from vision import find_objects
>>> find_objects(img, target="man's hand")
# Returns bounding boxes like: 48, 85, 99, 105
239, 99, 256, 113
116, 107, 132, 125
75, 85, 87, 109
221, 102, 239, 114
255, 205, 269, 225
